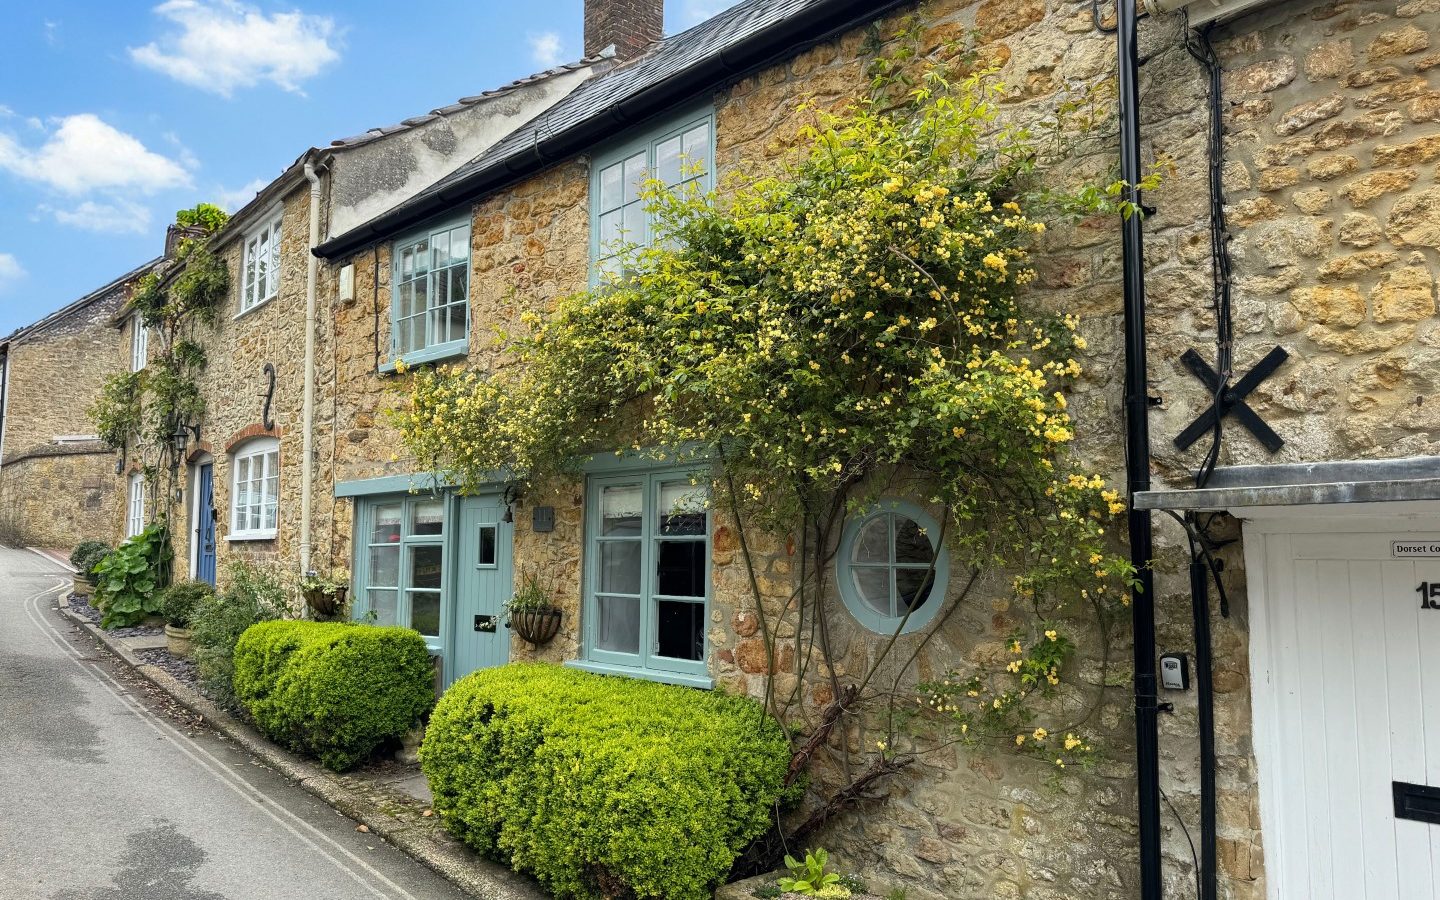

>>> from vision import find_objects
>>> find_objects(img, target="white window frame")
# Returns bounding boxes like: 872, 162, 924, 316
130, 315, 148, 372
229, 437, 280, 541
126, 473, 146, 537
239, 210, 283, 315
387, 215, 471, 368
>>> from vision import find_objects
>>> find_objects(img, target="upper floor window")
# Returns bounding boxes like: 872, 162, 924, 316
230, 437, 279, 540
130, 315, 148, 372
581, 467, 710, 682
590, 109, 714, 281
391, 218, 471, 366
126, 473, 145, 537
240, 211, 283, 314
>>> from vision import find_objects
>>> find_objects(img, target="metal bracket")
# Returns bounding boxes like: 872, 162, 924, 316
261, 362, 276, 431
1173, 346, 1288, 454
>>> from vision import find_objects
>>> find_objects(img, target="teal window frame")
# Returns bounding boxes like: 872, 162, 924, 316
588, 104, 715, 284
574, 459, 713, 686
835, 499, 950, 635
351, 493, 449, 653
385, 213, 471, 371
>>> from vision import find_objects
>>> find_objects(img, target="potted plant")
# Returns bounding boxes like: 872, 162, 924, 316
301, 569, 349, 620
504, 571, 562, 646
68, 540, 111, 598
160, 581, 213, 659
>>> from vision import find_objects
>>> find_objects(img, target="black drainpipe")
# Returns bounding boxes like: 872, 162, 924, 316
1115, 0, 1163, 896
1190, 535, 1218, 900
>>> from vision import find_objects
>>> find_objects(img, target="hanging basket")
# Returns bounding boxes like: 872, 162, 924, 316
304, 586, 348, 619
509, 607, 562, 646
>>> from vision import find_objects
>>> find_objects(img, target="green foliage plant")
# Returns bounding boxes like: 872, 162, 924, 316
93, 522, 173, 628
780, 849, 843, 895
420, 663, 795, 900
191, 561, 286, 710
159, 580, 214, 628
233, 620, 435, 771
501, 569, 556, 619
394, 41, 1142, 863
69, 540, 112, 584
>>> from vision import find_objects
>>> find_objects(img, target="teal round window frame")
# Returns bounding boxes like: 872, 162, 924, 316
836, 499, 949, 635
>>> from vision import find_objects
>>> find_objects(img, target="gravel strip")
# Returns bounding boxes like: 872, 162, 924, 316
135, 647, 202, 690
64, 593, 163, 636
66, 593, 101, 624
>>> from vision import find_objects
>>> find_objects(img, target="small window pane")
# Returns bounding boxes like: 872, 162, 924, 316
853, 517, 889, 563
851, 566, 892, 617
599, 209, 624, 251
682, 124, 710, 179
656, 541, 705, 597
601, 485, 642, 536
411, 591, 441, 637
895, 568, 936, 612
599, 162, 623, 211
622, 152, 646, 204
368, 589, 398, 626
477, 525, 497, 566
447, 300, 466, 344
412, 500, 444, 535
658, 481, 707, 535
448, 225, 469, 265
431, 232, 450, 269
599, 541, 642, 595
397, 281, 415, 319
895, 517, 933, 564
371, 504, 402, 543
369, 546, 399, 587
657, 599, 704, 661
412, 239, 430, 274
411, 545, 443, 589
622, 203, 645, 248
656, 134, 683, 187
450, 265, 468, 305
400, 246, 414, 279
597, 595, 640, 654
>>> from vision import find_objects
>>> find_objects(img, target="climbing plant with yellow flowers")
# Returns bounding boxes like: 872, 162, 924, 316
395, 54, 1141, 860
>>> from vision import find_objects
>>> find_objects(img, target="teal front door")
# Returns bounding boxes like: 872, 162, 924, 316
449, 493, 513, 684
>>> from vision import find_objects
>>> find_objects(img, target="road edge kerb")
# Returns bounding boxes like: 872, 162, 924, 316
54, 596, 546, 900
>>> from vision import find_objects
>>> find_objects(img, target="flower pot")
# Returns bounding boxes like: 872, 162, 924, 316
509, 607, 562, 645
304, 586, 348, 619
72, 577, 95, 598
165, 624, 195, 659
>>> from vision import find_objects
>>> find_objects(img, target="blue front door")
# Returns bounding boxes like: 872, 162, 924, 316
195, 463, 217, 585
448, 493, 513, 685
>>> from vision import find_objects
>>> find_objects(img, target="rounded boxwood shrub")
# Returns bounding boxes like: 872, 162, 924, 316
420, 663, 795, 900
158, 580, 213, 628
69, 540, 111, 583
234, 621, 435, 771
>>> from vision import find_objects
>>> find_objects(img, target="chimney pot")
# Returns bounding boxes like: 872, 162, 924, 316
584, 0, 663, 62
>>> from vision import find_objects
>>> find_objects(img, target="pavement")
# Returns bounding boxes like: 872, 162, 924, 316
0, 545, 474, 900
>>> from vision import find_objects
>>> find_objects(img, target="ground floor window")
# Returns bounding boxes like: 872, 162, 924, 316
583, 467, 710, 679
836, 499, 949, 635
230, 438, 279, 540
354, 495, 445, 646
126, 473, 145, 537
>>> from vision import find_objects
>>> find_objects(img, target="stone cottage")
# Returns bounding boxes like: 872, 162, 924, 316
0, 255, 163, 550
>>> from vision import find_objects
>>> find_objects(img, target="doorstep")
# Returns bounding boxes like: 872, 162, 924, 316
55, 594, 543, 900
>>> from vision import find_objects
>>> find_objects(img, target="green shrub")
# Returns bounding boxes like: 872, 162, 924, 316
191, 561, 286, 710
94, 522, 173, 628
69, 540, 111, 583
159, 580, 213, 628
420, 663, 795, 900
234, 620, 434, 771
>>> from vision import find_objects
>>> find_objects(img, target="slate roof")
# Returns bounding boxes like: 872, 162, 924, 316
2, 257, 163, 346
317, 0, 908, 258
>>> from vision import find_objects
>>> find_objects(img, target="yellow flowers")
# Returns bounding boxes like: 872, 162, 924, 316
1032, 727, 1047, 741
1064, 734, 1083, 751
1044, 630, 1058, 641
981, 252, 1008, 272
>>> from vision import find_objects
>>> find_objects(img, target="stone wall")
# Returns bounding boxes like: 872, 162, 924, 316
0, 446, 121, 549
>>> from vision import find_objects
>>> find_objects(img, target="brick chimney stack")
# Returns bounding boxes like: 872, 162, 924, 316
584, 0, 663, 62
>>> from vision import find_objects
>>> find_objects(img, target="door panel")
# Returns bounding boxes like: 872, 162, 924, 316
448, 493, 513, 685
195, 464, 216, 586
1258, 528, 1440, 899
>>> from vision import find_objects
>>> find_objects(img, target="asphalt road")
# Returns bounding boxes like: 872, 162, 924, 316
0, 546, 469, 900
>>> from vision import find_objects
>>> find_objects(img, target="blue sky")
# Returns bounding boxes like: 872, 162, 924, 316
0, 0, 736, 335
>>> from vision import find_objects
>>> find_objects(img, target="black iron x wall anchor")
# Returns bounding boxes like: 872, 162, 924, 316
1173, 346, 1289, 454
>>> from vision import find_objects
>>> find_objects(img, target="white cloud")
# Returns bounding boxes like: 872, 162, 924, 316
129, 0, 340, 97
215, 176, 268, 211
0, 254, 24, 292
43, 199, 152, 235
681, 0, 738, 26
528, 31, 563, 68
0, 114, 192, 195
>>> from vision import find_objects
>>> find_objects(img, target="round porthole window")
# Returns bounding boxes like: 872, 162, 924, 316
836, 500, 949, 634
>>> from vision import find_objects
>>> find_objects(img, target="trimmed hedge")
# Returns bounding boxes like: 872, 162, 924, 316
420, 663, 795, 900
234, 621, 435, 771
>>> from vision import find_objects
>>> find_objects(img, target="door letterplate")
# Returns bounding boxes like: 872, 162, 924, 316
473, 614, 497, 633
1393, 781, 1440, 825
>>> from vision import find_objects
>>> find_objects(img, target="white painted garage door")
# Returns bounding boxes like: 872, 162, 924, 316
1248, 524, 1440, 899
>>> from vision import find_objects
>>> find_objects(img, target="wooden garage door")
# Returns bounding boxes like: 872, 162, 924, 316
1252, 528, 1440, 899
